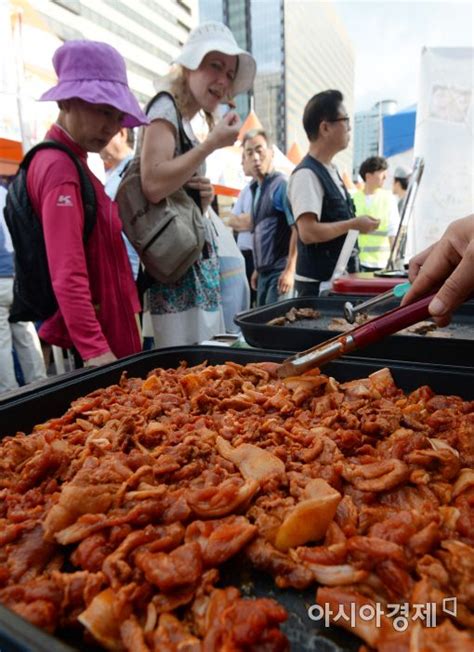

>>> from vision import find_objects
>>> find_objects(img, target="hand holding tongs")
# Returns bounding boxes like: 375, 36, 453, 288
278, 292, 436, 378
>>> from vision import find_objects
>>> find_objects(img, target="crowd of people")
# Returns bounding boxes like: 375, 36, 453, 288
1, 20, 472, 392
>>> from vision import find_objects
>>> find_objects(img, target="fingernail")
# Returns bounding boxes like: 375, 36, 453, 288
429, 297, 446, 315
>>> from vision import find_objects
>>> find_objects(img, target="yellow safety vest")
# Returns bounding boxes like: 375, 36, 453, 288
353, 189, 392, 268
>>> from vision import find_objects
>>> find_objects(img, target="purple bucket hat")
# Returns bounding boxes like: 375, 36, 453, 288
40, 40, 149, 128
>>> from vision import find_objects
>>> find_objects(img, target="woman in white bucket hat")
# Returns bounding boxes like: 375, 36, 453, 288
140, 22, 256, 348
173, 21, 256, 97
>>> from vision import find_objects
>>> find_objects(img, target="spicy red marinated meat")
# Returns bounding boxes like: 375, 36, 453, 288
0, 361, 472, 651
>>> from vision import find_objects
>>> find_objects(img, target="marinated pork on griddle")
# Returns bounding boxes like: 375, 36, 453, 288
0, 362, 472, 651
267, 307, 321, 326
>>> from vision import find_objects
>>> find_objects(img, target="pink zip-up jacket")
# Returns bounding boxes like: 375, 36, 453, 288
27, 124, 141, 361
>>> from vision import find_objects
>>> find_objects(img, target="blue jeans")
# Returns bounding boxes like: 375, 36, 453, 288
257, 269, 293, 306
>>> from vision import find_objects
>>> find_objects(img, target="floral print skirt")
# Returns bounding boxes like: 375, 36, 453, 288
148, 234, 224, 347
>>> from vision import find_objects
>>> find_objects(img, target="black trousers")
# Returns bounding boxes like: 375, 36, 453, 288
295, 280, 321, 297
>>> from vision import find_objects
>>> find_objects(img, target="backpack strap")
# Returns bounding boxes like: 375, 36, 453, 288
22, 140, 97, 241
145, 91, 194, 155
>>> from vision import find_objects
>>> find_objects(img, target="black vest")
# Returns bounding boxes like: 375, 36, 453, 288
251, 172, 291, 272
292, 155, 358, 281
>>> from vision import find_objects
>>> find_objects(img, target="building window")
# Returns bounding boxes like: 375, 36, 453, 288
177, 0, 192, 15
43, 15, 83, 40
52, 0, 81, 15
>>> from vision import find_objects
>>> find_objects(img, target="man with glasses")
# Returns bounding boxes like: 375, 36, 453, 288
288, 90, 379, 296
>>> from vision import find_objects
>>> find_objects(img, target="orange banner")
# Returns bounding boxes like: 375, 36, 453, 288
0, 137, 23, 173
212, 184, 240, 198
0, 137, 23, 162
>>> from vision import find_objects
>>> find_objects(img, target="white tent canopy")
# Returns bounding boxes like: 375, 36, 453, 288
206, 143, 295, 194
407, 47, 474, 258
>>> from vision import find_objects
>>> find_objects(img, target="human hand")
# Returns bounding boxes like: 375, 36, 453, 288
278, 269, 294, 295
205, 111, 241, 152
83, 351, 117, 368
186, 175, 214, 213
401, 214, 474, 326
353, 215, 380, 233
250, 269, 258, 291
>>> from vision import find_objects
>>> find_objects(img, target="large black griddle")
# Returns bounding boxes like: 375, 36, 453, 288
235, 296, 474, 366
1, 346, 473, 652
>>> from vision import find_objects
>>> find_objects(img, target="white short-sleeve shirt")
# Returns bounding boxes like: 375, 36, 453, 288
287, 163, 346, 222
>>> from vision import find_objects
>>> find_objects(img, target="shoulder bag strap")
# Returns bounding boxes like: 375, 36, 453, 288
144, 91, 202, 211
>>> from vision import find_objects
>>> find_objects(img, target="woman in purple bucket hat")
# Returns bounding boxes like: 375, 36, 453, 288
26, 40, 149, 367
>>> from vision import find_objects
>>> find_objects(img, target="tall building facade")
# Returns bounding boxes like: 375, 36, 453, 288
199, 0, 354, 175
353, 99, 398, 179
27, 0, 198, 104
284, 1, 354, 174
224, 0, 252, 119
251, 1, 285, 151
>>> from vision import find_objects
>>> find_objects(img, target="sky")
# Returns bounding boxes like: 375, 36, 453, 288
331, 0, 473, 112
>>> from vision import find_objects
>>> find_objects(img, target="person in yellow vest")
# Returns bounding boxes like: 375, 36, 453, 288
353, 156, 400, 271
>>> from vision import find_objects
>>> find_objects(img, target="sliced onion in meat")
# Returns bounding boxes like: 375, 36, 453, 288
274, 479, 341, 551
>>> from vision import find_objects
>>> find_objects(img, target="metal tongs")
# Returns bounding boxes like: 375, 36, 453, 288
278, 292, 436, 378
343, 281, 411, 323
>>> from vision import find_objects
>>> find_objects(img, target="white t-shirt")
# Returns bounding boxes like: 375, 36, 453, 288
146, 94, 206, 177
231, 184, 253, 252
287, 163, 346, 223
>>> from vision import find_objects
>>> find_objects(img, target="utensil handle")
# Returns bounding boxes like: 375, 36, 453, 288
352, 293, 434, 349
393, 281, 411, 298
